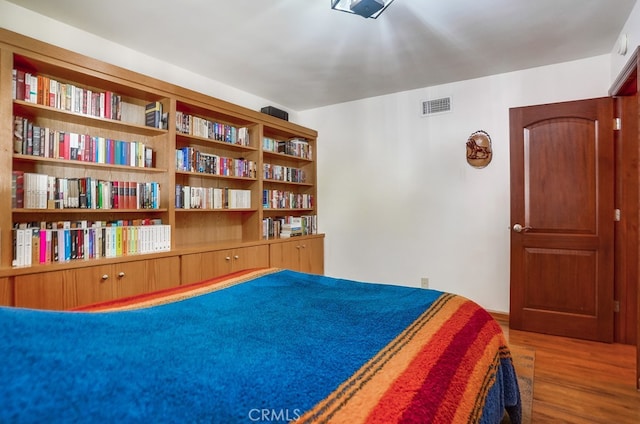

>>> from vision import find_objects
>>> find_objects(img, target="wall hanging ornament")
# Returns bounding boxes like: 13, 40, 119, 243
466, 130, 493, 168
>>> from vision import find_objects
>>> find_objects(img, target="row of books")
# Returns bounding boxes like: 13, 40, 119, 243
13, 116, 154, 167
175, 111, 250, 146
263, 163, 307, 183
262, 215, 317, 239
12, 219, 171, 268
262, 137, 313, 160
12, 171, 161, 210
175, 147, 256, 178
13, 69, 125, 121
175, 185, 251, 209
262, 190, 313, 210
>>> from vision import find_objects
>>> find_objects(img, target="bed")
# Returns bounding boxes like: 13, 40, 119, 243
0, 268, 521, 423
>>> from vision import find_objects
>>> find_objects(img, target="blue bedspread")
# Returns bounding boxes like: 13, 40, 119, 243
0, 268, 520, 423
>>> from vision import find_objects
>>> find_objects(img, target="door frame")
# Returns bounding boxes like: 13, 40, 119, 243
608, 45, 640, 389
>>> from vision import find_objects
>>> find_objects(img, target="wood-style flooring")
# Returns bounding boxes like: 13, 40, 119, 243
497, 320, 640, 423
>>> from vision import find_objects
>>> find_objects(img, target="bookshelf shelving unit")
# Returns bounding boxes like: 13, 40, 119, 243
0, 29, 323, 309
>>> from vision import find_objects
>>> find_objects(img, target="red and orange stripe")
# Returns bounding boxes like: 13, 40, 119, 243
297, 294, 510, 424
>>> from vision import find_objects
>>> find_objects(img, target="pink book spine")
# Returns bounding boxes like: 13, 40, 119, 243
39, 229, 47, 264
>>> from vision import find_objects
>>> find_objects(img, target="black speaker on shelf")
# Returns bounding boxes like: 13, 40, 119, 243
260, 106, 289, 121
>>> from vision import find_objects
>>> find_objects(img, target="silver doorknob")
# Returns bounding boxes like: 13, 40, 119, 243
512, 223, 531, 233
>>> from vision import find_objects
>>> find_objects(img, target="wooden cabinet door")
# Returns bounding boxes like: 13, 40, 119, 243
269, 241, 300, 271
299, 238, 324, 275
182, 246, 270, 286
232, 245, 269, 271
270, 238, 323, 274
181, 253, 203, 285
148, 256, 181, 291
181, 251, 234, 284
113, 261, 148, 299
199, 246, 269, 279
15, 270, 72, 310
71, 264, 116, 308
206, 250, 234, 278
0, 277, 12, 306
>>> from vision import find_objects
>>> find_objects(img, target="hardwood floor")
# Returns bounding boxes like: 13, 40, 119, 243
497, 320, 640, 423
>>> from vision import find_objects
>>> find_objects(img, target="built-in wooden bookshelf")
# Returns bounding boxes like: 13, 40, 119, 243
0, 29, 322, 309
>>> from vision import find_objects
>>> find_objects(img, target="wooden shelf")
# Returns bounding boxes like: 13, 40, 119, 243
13, 208, 168, 214
13, 154, 168, 173
174, 170, 257, 181
176, 133, 258, 152
14, 100, 168, 136
174, 208, 258, 213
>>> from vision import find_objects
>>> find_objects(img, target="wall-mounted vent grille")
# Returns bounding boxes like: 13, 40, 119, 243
421, 97, 451, 116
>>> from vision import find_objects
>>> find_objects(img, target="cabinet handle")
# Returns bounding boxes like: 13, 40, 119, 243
101, 274, 109, 281
234, 255, 239, 260
225, 256, 231, 261
118, 272, 125, 278
301, 244, 306, 248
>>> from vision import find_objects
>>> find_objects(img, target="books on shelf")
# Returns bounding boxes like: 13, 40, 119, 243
263, 137, 312, 160
145, 101, 163, 129
175, 110, 250, 146
12, 171, 24, 209
13, 116, 154, 167
263, 163, 306, 183
175, 147, 256, 178
12, 69, 125, 121
12, 219, 171, 268
175, 185, 250, 209
262, 215, 317, 239
262, 190, 313, 209
14, 173, 161, 210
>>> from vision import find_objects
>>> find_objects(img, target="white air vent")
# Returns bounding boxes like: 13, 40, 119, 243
421, 97, 451, 116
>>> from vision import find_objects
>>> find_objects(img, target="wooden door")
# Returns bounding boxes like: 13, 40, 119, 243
509, 97, 615, 342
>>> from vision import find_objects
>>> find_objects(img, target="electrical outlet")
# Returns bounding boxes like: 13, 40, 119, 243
421, 277, 429, 289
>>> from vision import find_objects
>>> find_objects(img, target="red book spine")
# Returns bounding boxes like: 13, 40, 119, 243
112, 181, 119, 209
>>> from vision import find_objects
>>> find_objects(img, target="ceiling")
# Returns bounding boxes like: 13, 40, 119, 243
5, 0, 638, 111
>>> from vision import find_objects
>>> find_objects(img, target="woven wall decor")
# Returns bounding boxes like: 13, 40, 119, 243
466, 130, 492, 168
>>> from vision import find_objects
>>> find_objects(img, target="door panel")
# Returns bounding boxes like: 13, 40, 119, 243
72, 264, 115, 308
148, 256, 181, 291
525, 118, 597, 231
270, 241, 299, 271
510, 97, 614, 342
114, 261, 148, 299
233, 245, 269, 271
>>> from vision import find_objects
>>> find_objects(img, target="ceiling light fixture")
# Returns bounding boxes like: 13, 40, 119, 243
331, 0, 395, 19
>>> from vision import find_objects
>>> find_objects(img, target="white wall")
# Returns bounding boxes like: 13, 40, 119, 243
299, 55, 612, 312
0, 0, 297, 121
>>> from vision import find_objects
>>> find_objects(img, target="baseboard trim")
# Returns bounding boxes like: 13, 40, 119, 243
488, 310, 509, 323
